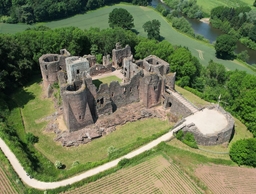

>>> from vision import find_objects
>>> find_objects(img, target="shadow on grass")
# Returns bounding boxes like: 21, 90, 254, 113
7, 75, 43, 110
92, 79, 103, 89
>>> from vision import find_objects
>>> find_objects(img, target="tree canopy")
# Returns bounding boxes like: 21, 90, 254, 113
108, 8, 134, 30
215, 34, 237, 59
230, 138, 256, 167
142, 19, 161, 40
0, 0, 148, 24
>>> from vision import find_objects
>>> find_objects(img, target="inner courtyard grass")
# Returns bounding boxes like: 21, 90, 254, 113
92, 75, 122, 88
9, 79, 171, 168
0, 4, 255, 74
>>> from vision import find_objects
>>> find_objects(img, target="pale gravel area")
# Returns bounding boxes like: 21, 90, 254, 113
184, 108, 228, 135
91, 69, 123, 80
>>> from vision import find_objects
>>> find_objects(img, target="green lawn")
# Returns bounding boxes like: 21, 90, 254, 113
92, 75, 122, 88
196, 0, 255, 15
175, 85, 210, 108
0, 4, 255, 74
9, 79, 171, 168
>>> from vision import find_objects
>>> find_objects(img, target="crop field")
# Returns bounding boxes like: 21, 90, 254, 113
0, 166, 18, 194
65, 155, 202, 194
0, 4, 255, 74
195, 164, 256, 194
197, 0, 255, 15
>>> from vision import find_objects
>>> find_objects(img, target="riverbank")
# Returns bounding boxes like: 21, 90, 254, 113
200, 18, 210, 24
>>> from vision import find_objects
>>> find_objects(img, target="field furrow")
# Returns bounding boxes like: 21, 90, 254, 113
0, 167, 18, 194
195, 165, 256, 194
64, 155, 201, 194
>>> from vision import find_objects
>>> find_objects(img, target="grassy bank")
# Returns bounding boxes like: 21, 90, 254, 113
196, 0, 256, 15
173, 85, 253, 159
0, 4, 255, 74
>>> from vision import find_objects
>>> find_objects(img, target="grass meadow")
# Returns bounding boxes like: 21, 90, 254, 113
0, 4, 255, 74
9, 77, 171, 168
197, 0, 256, 15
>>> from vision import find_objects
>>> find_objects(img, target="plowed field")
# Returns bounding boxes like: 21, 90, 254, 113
195, 165, 256, 194
65, 155, 202, 194
0, 167, 18, 194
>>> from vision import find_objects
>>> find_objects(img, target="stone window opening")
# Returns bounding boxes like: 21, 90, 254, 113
124, 72, 126, 77
79, 115, 82, 119
76, 69, 80, 74
97, 98, 104, 105
148, 67, 151, 72
112, 92, 114, 97
154, 85, 158, 91
54, 56, 58, 61
125, 67, 127, 71
45, 65, 47, 70
46, 75, 48, 80
130, 88, 132, 92
168, 102, 172, 107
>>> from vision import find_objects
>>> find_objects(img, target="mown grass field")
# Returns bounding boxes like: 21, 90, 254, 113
0, 4, 255, 74
92, 75, 122, 88
197, 0, 256, 15
9, 78, 171, 168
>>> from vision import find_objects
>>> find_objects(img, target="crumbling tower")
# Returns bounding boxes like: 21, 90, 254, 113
39, 49, 70, 95
112, 43, 132, 69
61, 80, 95, 132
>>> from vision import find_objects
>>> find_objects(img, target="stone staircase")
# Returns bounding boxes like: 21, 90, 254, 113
166, 89, 198, 114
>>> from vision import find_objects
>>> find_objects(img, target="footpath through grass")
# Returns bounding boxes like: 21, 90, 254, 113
0, 4, 255, 74
9, 78, 171, 169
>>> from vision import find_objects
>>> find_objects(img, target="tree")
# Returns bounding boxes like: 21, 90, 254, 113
26, 132, 39, 144
237, 50, 249, 62
108, 8, 134, 30
55, 161, 64, 169
215, 34, 237, 59
142, 19, 161, 40
230, 138, 256, 167
254, 0, 256, 7
249, 25, 256, 42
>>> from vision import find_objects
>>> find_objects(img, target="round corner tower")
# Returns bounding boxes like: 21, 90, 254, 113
39, 54, 62, 90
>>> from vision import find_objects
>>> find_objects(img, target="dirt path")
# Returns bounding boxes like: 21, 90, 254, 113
195, 49, 204, 60
0, 127, 180, 190
91, 69, 123, 80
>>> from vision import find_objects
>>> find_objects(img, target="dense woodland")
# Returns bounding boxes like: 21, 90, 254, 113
164, 0, 203, 19
0, 0, 150, 23
210, 6, 256, 50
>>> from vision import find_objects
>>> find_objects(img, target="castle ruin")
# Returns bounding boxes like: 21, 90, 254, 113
39, 44, 234, 146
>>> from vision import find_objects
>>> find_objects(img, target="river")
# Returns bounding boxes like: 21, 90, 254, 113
151, 0, 256, 65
